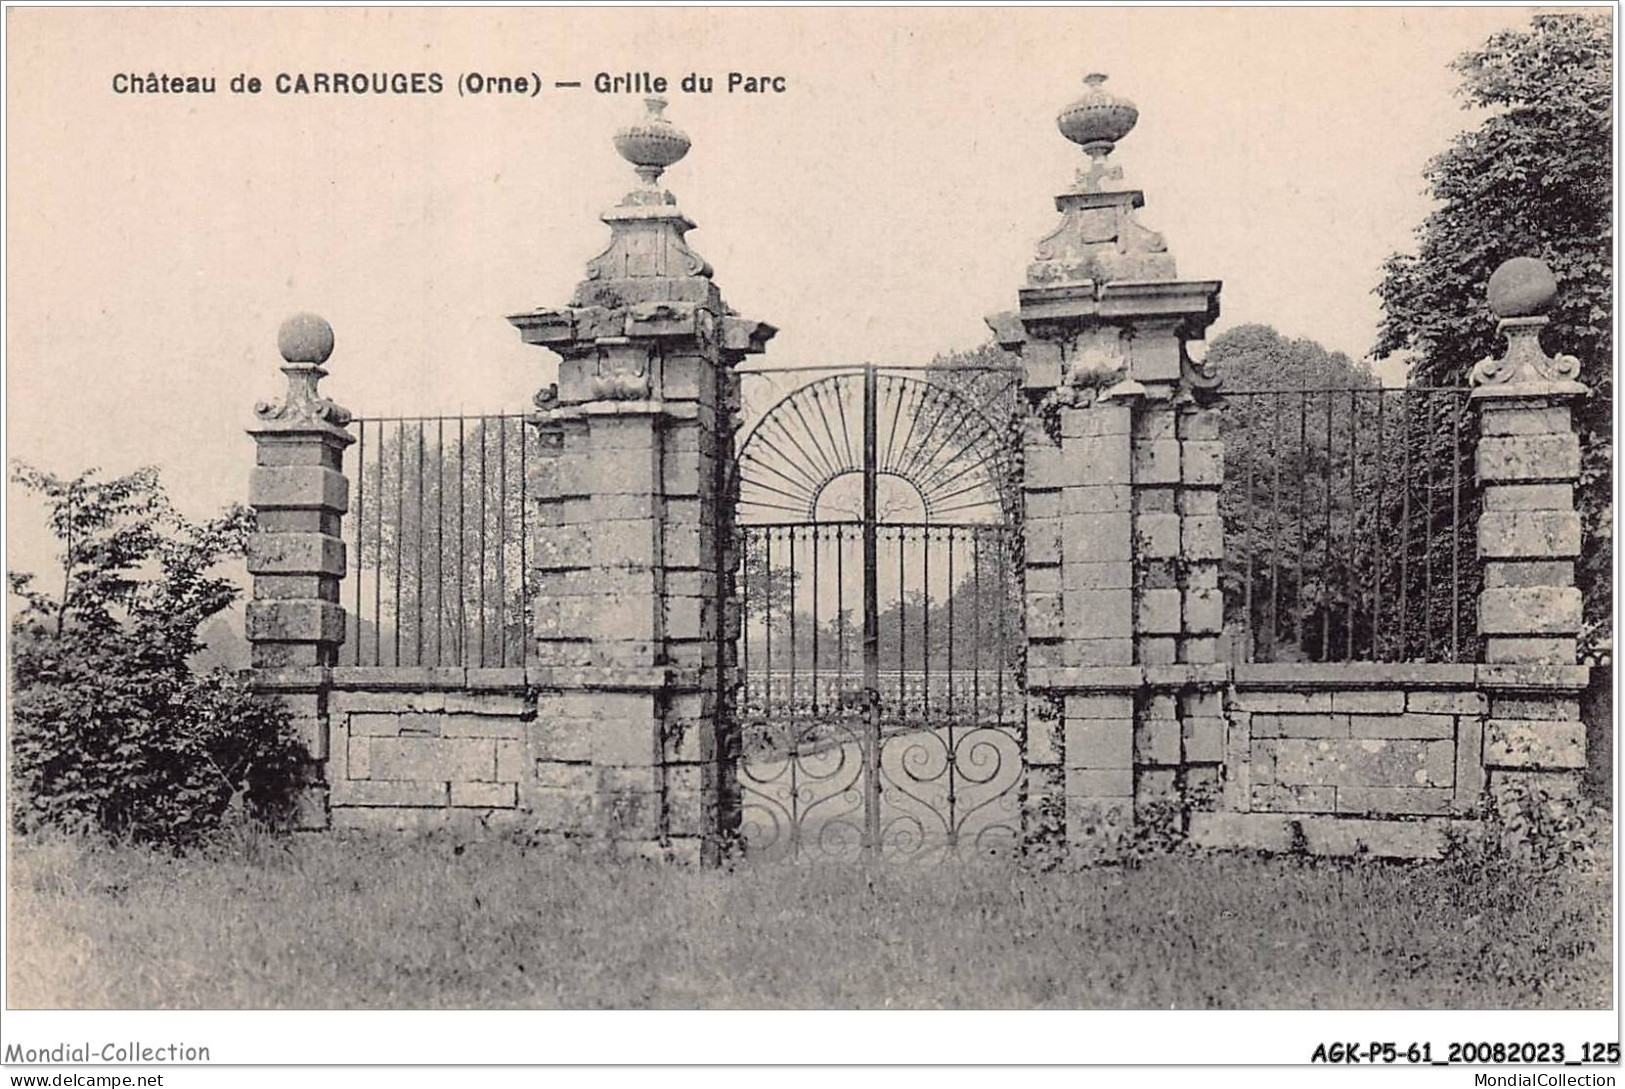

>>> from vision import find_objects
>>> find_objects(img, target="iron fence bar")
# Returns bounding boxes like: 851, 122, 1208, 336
416, 422, 425, 666
1424, 393, 1436, 660
764, 526, 773, 708
478, 422, 488, 668
740, 527, 751, 710
1399, 392, 1411, 660
1242, 400, 1255, 662
1374, 393, 1386, 660
862, 363, 881, 855
973, 530, 983, 721
394, 422, 404, 666
836, 524, 845, 690
1295, 393, 1307, 653
923, 526, 931, 725
1346, 388, 1357, 662
1321, 391, 1333, 660
498, 416, 508, 667
811, 523, 820, 713
735, 362, 1024, 376
520, 418, 528, 664
1456, 393, 1469, 666
1269, 392, 1282, 657
947, 525, 957, 719
916, 390, 978, 487
946, 524, 958, 847
897, 525, 906, 702
995, 525, 1006, 727
918, 432, 1003, 498
374, 423, 384, 666
784, 533, 802, 856
354, 418, 365, 666
457, 417, 467, 667
788, 525, 798, 712
437, 418, 446, 667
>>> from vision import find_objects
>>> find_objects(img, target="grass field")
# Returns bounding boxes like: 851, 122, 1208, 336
6, 827, 1612, 1009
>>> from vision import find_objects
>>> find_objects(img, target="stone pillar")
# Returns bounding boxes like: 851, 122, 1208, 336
508, 97, 774, 862
1470, 257, 1591, 804
246, 313, 354, 828
990, 74, 1221, 849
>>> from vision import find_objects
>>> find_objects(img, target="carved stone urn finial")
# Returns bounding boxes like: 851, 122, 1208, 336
1057, 73, 1140, 192
613, 95, 692, 189
1470, 257, 1583, 394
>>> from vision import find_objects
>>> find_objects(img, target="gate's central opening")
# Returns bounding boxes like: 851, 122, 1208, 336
728, 364, 1026, 862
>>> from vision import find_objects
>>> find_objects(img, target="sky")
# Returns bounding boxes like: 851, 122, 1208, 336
5, 6, 1576, 579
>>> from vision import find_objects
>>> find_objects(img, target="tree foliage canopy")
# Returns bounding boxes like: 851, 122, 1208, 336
9, 463, 298, 847
1374, 11, 1612, 661
1210, 325, 1477, 663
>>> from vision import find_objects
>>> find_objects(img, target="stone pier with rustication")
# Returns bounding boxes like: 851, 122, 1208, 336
1469, 257, 1591, 813
506, 97, 774, 862
246, 313, 354, 829
991, 73, 1227, 851
987, 75, 1593, 859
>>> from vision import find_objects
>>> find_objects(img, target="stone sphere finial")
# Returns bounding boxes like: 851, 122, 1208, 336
278, 312, 335, 365
1486, 256, 1560, 319
1058, 73, 1140, 156
613, 95, 691, 187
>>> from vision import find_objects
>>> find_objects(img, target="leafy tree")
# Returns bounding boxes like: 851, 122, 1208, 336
1374, 11, 1612, 662
1211, 325, 1476, 662
8, 463, 299, 847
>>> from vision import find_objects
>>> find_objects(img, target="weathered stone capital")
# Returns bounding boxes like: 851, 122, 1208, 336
250, 314, 354, 445
1470, 257, 1588, 402
1470, 316, 1587, 402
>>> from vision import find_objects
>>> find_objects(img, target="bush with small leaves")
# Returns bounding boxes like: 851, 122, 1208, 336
9, 463, 301, 849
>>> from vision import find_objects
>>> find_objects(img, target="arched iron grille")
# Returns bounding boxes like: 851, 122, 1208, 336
735, 370, 1019, 525
729, 364, 1026, 863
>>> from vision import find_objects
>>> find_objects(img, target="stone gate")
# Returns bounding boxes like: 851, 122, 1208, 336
246, 77, 1593, 862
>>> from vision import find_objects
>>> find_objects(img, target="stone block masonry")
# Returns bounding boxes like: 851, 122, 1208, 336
502, 94, 772, 862
246, 77, 1596, 868
327, 672, 532, 831
1467, 256, 1592, 811
246, 313, 355, 829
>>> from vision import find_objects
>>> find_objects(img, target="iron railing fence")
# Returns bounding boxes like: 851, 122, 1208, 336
344, 414, 538, 668
738, 522, 1023, 723
1220, 387, 1481, 664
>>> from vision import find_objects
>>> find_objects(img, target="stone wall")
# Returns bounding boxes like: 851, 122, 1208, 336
1187, 663, 1590, 857
326, 669, 533, 830
246, 85, 1598, 865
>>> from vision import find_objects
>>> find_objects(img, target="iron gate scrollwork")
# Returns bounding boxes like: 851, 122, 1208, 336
728, 363, 1025, 861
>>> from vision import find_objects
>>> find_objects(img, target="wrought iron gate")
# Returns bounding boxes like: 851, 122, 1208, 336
730, 363, 1025, 861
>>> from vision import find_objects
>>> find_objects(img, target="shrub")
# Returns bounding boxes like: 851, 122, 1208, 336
9, 463, 300, 849
1444, 776, 1608, 877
